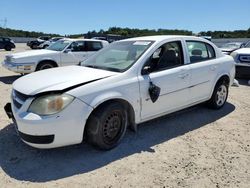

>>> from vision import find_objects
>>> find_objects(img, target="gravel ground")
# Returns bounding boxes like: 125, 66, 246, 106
0, 44, 249, 188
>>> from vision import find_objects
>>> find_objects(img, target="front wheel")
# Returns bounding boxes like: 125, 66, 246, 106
36, 62, 55, 71
86, 102, 128, 150
207, 80, 229, 109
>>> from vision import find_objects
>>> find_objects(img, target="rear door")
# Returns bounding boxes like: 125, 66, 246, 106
185, 41, 218, 102
85, 41, 104, 58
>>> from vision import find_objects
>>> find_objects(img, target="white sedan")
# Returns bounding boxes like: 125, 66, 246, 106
2, 38, 109, 74
4, 35, 235, 150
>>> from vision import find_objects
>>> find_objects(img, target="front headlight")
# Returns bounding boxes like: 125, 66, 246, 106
238, 55, 250, 63
28, 93, 74, 115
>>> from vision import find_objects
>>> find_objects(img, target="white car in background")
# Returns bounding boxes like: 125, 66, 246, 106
4, 36, 235, 150
2, 38, 109, 74
38, 37, 64, 49
231, 41, 250, 78
219, 42, 243, 55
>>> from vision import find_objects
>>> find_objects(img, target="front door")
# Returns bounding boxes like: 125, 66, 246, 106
139, 40, 191, 120
61, 41, 89, 66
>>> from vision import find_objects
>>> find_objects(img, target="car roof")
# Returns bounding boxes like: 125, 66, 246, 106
122, 35, 203, 42
64, 38, 107, 42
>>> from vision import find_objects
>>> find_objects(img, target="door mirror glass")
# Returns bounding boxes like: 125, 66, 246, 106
152, 48, 162, 59
141, 65, 151, 75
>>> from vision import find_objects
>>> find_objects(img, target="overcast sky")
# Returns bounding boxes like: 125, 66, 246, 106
0, 0, 250, 35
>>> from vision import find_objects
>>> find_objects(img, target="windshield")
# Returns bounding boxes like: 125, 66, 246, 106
82, 40, 153, 72
221, 43, 241, 49
245, 41, 250, 48
47, 40, 71, 51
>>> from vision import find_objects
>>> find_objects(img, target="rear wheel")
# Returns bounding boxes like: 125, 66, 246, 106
31, 44, 37, 49
207, 80, 229, 109
36, 62, 55, 71
86, 102, 128, 150
4, 45, 11, 51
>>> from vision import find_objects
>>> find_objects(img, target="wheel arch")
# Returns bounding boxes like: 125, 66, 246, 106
85, 96, 137, 139
209, 73, 230, 98
36, 59, 58, 70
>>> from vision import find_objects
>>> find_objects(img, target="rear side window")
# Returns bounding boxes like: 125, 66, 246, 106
186, 41, 215, 63
86, 41, 103, 51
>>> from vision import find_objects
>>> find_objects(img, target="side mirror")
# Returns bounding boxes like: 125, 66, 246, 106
64, 49, 71, 53
141, 66, 151, 75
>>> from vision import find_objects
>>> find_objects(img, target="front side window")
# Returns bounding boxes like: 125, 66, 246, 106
187, 41, 215, 63
82, 40, 153, 72
69, 41, 85, 52
148, 41, 184, 72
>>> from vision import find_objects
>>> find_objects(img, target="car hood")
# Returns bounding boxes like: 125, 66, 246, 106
8, 49, 57, 59
13, 66, 118, 95
233, 48, 250, 54
220, 48, 235, 52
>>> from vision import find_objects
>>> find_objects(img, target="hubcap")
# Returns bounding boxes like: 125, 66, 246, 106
103, 111, 122, 143
216, 85, 227, 106
40, 64, 53, 70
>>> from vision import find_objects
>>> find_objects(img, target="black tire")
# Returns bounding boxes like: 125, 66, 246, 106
43, 45, 49, 49
207, 79, 229, 109
36, 62, 55, 71
86, 102, 128, 150
31, 44, 37, 49
5, 45, 11, 51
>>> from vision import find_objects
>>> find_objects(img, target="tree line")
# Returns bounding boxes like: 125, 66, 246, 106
1, 26, 250, 38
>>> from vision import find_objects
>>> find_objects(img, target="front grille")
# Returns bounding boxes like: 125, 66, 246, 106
12, 90, 29, 109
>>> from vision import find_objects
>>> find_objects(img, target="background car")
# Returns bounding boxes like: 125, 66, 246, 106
27, 36, 51, 49
220, 42, 243, 55
231, 41, 250, 78
0, 37, 15, 51
2, 38, 109, 74
39, 37, 64, 49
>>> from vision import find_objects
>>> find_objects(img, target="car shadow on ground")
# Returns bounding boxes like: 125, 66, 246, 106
0, 75, 21, 84
0, 102, 235, 182
237, 78, 250, 86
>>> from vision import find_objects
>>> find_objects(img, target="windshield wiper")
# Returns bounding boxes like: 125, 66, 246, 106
84, 65, 97, 68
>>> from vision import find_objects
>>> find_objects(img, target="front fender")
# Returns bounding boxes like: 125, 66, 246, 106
88, 91, 140, 124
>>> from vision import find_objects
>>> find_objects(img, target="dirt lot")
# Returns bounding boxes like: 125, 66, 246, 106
0, 44, 249, 188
